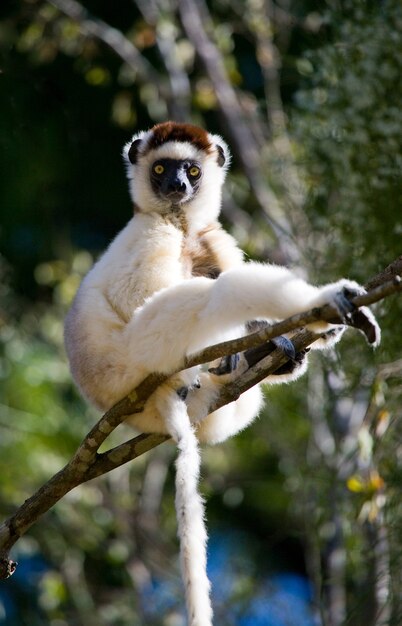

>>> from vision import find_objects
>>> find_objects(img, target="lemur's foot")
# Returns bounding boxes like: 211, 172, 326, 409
244, 335, 297, 369
209, 334, 308, 381
208, 353, 240, 376
274, 348, 309, 376
270, 335, 296, 360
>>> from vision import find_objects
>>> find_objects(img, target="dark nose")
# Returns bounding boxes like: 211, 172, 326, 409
168, 177, 187, 193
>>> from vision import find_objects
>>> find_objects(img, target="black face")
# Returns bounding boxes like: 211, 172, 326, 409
150, 158, 202, 205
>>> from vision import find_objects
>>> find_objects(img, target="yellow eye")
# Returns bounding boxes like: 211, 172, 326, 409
189, 166, 200, 177
154, 164, 164, 174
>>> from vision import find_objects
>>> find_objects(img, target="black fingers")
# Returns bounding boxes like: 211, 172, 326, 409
208, 353, 240, 376
333, 288, 380, 345
244, 335, 295, 369
333, 289, 358, 322
244, 335, 308, 376
274, 348, 309, 375
270, 335, 296, 360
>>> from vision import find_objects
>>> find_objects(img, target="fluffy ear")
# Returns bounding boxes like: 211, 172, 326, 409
123, 130, 148, 166
216, 145, 226, 167
209, 134, 231, 169
127, 139, 143, 164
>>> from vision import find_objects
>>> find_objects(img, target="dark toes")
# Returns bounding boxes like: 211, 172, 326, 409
333, 291, 356, 321
208, 353, 240, 376
274, 349, 308, 375
271, 335, 296, 360
333, 286, 367, 322
343, 286, 364, 300
244, 335, 297, 369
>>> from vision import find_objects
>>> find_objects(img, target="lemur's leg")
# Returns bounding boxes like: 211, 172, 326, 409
209, 337, 308, 394
124, 265, 379, 383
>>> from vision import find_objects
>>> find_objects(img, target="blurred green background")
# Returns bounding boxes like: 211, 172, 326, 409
0, 0, 401, 624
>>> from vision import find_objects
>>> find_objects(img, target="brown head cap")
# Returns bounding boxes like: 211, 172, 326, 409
145, 121, 213, 154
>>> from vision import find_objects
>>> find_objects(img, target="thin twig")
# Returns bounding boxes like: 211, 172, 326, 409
133, 0, 192, 120
178, 0, 299, 261
50, 0, 167, 96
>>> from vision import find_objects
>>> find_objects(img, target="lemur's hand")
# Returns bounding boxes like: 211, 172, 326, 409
331, 284, 381, 347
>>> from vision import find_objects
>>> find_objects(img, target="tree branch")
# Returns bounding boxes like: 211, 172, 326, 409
365, 256, 402, 291
178, 0, 300, 261
0, 264, 400, 579
132, 0, 192, 120
49, 0, 168, 96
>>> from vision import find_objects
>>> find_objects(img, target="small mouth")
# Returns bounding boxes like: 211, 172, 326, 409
163, 191, 189, 205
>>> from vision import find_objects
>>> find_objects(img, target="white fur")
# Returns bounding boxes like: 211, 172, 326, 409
64, 124, 376, 626
159, 390, 213, 626
123, 133, 229, 231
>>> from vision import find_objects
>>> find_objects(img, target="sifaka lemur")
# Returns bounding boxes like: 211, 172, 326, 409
64, 121, 380, 626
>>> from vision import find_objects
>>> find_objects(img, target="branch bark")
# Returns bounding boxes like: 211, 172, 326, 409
178, 0, 300, 262
49, 0, 168, 97
132, 0, 192, 121
0, 263, 400, 579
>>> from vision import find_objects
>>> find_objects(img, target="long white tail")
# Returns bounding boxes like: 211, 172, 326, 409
161, 392, 213, 626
